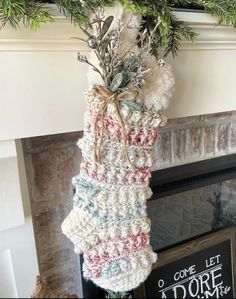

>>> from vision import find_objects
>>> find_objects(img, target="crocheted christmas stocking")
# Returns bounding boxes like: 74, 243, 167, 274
61, 84, 167, 292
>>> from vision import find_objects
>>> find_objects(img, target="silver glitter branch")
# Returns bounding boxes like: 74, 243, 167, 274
75, 8, 160, 93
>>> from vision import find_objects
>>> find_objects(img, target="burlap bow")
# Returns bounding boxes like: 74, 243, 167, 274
90, 85, 139, 169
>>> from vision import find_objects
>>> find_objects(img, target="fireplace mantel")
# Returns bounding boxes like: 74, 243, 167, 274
1, 10, 236, 140
1, 11, 236, 52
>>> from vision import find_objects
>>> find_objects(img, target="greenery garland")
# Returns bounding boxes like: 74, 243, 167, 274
0, 1, 236, 56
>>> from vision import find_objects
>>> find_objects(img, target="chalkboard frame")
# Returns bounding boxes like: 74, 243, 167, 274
134, 227, 236, 298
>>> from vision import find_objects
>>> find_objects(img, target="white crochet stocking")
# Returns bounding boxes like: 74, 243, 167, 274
61, 86, 168, 292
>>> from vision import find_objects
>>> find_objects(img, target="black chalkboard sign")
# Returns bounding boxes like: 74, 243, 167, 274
135, 228, 236, 299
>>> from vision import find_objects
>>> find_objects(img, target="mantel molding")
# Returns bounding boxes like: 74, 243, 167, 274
0, 17, 88, 52
0, 11, 236, 52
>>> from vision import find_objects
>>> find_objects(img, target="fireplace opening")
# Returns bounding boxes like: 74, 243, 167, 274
148, 154, 236, 252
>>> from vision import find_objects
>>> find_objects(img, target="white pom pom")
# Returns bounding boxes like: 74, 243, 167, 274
137, 55, 175, 112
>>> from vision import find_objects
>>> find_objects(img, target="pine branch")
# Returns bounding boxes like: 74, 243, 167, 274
194, 0, 236, 26
164, 13, 198, 57
25, 1, 53, 30
55, 0, 114, 25
0, 0, 52, 30
122, 0, 198, 57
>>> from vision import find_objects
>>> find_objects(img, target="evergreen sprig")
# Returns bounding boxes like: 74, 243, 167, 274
0, 0, 53, 30
55, 0, 114, 25
196, 0, 236, 26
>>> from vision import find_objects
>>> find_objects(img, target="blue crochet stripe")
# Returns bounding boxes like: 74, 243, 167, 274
72, 175, 101, 197
76, 197, 146, 228
101, 258, 129, 279
121, 100, 142, 111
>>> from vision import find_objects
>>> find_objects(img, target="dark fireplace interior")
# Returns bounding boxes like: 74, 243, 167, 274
149, 154, 236, 252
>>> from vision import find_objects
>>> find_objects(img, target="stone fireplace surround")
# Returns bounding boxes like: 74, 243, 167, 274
22, 110, 236, 297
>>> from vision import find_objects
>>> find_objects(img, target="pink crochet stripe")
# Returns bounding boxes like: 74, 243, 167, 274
84, 233, 149, 274
128, 128, 157, 146
84, 107, 158, 147
80, 158, 151, 183
85, 106, 121, 127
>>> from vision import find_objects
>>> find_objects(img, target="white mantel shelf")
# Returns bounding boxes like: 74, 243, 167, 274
1, 11, 236, 52
1, 11, 236, 140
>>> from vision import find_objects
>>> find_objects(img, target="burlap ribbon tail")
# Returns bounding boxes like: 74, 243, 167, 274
91, 85, 139, 169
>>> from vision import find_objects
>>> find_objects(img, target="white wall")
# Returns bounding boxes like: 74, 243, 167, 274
166, 49, 236, 119
0, 51, 87, 140
0, 250, 18, 298
0, 140, 25, 231
0, 12, 236, 140
0, 141, 39, 298
0, 218, 39, 298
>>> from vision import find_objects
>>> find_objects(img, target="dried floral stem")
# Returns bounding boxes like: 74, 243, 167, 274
87, 59, 105, 81
75, 9, 157, 92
